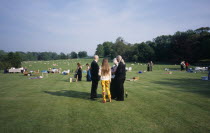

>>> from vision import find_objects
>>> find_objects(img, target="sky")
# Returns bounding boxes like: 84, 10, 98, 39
0, 0, 210, 55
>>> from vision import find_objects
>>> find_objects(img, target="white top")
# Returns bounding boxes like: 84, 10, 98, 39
98, 67, 111, 81
111, 65, 118, 73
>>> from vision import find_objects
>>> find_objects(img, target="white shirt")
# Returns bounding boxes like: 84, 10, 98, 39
98, 67, 111, 81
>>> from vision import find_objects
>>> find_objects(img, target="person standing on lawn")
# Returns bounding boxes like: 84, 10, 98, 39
149, 61, 153, 71
76, 63, 82, 81
98, 58, 112, 103
185, 61, 189, 71
86, 63, 91, 81
90, 55, 100, 100
147, 61, 150, 71
115, 55, 126, 101
180, 61, 185, 71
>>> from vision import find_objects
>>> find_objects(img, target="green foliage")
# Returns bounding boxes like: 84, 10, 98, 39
60, 52, 67, 59
154, 35, 172, 61
0, 52, 22, 69
0, 50, 89, 61
95, 27, 210, 63
137, 43, 155, 62
70, 51, 78, 58
132, 55, 138, 61
95, 44, 104, 57
103, 42, 113, 57
112, 38, 127, 57
0, 50, 89, 69
195, 27, 210, 34
78, 51, 87, 58
38, 52, 51, 60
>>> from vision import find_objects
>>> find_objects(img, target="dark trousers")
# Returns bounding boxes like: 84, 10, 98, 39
110, 78, 116, 99
116, 79, 125, 101
90, 80, 99, 98
149, 66, 152, 71
77, 73, 82, 81
181, 65, 184, 71
186, 66, 188, 71
147, 66, 150, 71
78, 77, 82, 81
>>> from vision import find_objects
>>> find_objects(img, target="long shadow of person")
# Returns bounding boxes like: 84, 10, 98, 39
44, 90, 101, 100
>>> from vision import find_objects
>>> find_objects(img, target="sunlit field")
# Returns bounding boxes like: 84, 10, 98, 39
0, 59, 210, 133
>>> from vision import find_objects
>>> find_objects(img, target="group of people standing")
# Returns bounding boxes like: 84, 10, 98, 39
180, 61, 189, 71
75, 63, 91, 81
147, 61, 153, 71
90, 55, 126, 103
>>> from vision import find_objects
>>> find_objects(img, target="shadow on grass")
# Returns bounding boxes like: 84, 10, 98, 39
44, 90, 101, 100
162, 68, 180, 70
151, 78, 210, 97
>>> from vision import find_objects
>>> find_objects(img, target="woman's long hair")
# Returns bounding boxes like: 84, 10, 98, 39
77, 63, 82, 69
101, 58, 110, 76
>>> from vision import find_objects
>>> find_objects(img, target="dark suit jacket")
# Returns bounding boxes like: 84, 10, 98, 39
115, 62, 126, 80
90, 60, 99, 81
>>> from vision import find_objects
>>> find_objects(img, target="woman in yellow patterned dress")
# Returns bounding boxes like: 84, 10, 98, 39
99, 58, 112, 103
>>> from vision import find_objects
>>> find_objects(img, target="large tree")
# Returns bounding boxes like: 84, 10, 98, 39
60, 52, 67, 59
102, 42, 113, 57
78, 51, 88, 58
70, 51, 78, 59
95, 44, 104, 57
153, 35, 172, 61
110, 37, 127, 58
137, 43, 155, 62
7, 52, 22, 68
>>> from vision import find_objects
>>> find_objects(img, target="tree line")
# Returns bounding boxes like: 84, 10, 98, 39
95, 27, 210, 63
0, 50, 88, 69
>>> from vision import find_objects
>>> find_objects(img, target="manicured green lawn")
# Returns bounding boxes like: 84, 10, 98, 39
0, 59, 210, 133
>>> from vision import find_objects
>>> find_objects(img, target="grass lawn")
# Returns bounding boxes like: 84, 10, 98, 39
0, 59, 210, 133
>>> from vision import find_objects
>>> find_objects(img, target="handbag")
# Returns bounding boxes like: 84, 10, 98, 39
74, 74, 77, 78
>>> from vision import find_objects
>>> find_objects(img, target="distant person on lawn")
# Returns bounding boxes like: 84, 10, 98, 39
180, 61, 185, 71
98, 58, 112, 103
76, 63, 82, 81
86, 63, 91, 81
115, 55, 126, 101
147, 62, 150, 71
185, 61, 189, 71
90, 55, 100, 100
147, 61, 153, 71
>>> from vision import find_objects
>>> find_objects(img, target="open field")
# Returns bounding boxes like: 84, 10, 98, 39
0, 59, 210, 133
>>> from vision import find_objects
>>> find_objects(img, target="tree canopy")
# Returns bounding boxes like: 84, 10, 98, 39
95, 27, 210, 63
0, 51, 88, 69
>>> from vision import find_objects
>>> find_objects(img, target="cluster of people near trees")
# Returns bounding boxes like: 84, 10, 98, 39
147, 61, 153, 71
180, 61, 189, 71
74, 55, 126, 103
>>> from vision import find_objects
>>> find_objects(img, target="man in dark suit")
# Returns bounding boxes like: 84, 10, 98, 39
115, 55, 126, 101
90, 55, 100, 100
